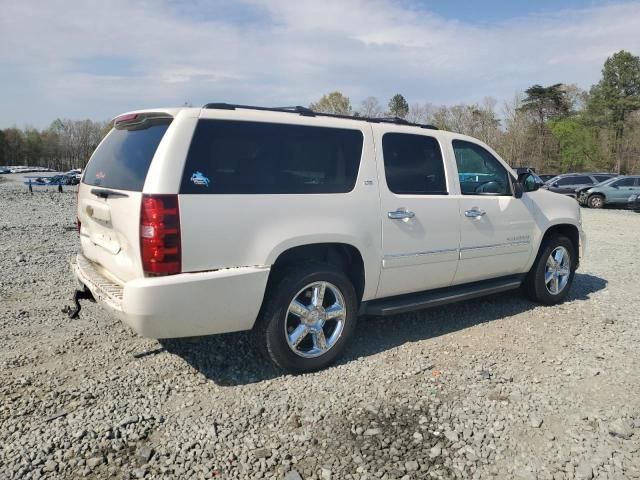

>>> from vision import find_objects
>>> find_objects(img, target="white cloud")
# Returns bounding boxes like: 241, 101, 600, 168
1, 0, 639, 127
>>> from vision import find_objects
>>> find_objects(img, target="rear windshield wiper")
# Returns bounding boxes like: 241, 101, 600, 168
90, 188, 129, 199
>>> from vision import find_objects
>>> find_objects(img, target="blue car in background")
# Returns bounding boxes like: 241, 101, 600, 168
577, 175, 640, 208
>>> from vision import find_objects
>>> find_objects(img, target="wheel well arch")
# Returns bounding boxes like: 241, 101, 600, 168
588, 191, 606, 200
269, 243, 366, 302
539, 224, 580, 267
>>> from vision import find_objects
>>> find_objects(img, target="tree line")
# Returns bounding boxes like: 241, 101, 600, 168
0, 118, 109, 171
310, 50, 640, 174
2, 50, 639, 175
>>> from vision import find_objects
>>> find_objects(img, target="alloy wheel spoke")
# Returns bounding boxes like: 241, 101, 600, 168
552, 275, 559, 294
289, 300, 311, 319
558, 267, 570, 277
545, 270, 555, 285
288, 324, 310, 348
312, 283, 326, 308
554, 248, 565, 265
313, 329, 328, 351
324, 303, 345, 320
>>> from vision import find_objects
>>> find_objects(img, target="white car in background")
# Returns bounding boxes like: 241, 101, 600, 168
72, 104, 585, 373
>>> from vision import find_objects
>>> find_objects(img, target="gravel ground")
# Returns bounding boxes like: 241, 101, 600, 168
1, 173, 639, 480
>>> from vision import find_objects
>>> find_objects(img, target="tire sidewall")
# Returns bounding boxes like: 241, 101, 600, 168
263, 266, 357, 373
532, 236, 576, 305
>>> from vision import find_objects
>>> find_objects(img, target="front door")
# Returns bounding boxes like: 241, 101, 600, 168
451, 139, 536, 284
608, 177, 638, 204
375, 128, 461, 298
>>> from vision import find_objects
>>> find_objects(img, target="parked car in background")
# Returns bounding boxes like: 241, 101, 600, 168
630, 193, 640, 211
515, 168, 546, 186
538, 174, 557, 183
8, 166, 57, 173
0, 167, 10, 174
543, 173, 616, 197
577, 176, 640, 208
64, 168, 83, 182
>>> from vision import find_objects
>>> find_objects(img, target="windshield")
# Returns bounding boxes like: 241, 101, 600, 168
594, 176, 622, 187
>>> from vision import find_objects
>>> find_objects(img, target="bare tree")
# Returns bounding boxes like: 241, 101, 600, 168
359, 96, 383, 118
406, 103, 436, 124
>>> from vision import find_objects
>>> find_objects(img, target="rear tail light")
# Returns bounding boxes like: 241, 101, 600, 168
140, 194, 181, 275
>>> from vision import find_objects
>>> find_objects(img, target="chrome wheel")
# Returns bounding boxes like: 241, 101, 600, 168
284, 281, 346, 358
545, 246, 571, 295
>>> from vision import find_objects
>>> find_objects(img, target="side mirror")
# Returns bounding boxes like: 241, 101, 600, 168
518, 172, 541, 194
513, 181, 524, 199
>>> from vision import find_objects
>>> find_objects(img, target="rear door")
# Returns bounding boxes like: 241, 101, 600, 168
78, 114, 173, 282
375, 127, 460, 298
452, 139, 536, 284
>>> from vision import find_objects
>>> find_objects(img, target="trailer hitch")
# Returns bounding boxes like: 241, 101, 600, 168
65, 287, 95, 319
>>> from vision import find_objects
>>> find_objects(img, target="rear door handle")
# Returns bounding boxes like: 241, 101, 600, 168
465, 208, 486, 218
388, 208, 415, 220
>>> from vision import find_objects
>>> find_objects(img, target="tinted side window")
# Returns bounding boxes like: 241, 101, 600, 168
594, 175, 613, 183
613, 177, 635, 187
555, 178, 572, 186
180, 120, 363, 194
556, 176, 589, 186
574, 176, 594, 184
382, 133, 447, 195
452, 140, 511, 195
83, 120, 171, 191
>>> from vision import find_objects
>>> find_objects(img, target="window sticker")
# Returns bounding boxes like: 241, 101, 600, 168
190, 171, 210, 187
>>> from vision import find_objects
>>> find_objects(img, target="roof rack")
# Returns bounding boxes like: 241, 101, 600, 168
202, 102, 438, 130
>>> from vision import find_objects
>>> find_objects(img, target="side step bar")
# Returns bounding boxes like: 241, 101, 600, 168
360, 275, 524, 317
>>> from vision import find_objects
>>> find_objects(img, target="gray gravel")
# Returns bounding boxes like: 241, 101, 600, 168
1, 173, 639, 479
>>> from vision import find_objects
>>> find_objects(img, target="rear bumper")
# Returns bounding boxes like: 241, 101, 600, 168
72, 254, 270, 338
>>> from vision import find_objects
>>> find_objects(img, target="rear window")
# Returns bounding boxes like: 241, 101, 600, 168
83, 119, 171, 191
594, 175, 613, 183
179, 120, 363, 194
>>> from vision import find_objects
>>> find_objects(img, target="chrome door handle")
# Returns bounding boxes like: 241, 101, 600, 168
388, 208, 415, 220
464, 208, 486, 218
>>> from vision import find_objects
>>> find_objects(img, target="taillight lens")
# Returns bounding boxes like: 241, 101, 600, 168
140, 194, 181, 275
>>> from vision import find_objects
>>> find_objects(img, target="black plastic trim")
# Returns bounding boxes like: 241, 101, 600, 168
90, 188, 129, 199
359, 275, 524, 316
202, 102, 438, 130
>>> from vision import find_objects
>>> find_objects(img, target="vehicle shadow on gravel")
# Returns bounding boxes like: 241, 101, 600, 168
160, 273, 606, 386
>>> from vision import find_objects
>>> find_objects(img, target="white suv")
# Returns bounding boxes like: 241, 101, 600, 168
72, 104, 585, 373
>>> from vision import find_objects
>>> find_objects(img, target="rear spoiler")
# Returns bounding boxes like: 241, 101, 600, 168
113, 112, 173, 130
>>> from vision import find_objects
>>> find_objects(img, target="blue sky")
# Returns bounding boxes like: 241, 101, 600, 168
421, 0, 638, 23
1, 0, 640, 128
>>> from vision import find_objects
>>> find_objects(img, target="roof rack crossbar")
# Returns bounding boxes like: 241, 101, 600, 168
202, 102, 438, 130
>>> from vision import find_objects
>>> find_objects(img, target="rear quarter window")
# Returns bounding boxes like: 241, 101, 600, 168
180, 120, 364, 194
83, 119, 171, 191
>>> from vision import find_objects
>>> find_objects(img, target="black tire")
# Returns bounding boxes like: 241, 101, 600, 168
588, 194, 605, 209
523, 235, 576, 305
254, 263, 358, 373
